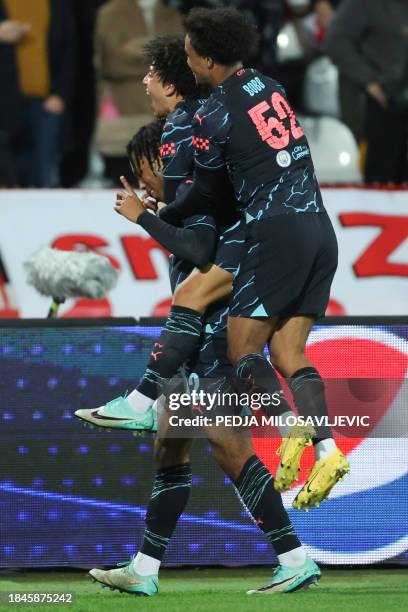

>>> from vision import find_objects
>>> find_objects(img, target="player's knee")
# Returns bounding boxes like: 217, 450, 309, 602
153, 438, 190, 467
270, 347, 305, 377
227, 338, 246, 365
228, 342, 257, 366
211, 444, 236, 480
210, 439, 251, 481
173, 279, 207, 312
227, 345, 237, 365
269, 349, 286, 375
172, 282, 189, 306
153, 437, 165, 463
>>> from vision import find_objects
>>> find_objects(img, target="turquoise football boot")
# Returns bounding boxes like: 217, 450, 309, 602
247, 556, 321, 594
75, 396, 157, 432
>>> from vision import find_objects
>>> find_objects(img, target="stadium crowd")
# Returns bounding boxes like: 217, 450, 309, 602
0, 0, 407, 188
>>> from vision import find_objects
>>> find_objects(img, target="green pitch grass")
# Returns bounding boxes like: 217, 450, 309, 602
0, 568, 407, 612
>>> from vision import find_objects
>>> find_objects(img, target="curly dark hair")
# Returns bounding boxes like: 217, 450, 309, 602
184, 7, 260, 65
127, 120, 164, 177
143, 36, 198, 98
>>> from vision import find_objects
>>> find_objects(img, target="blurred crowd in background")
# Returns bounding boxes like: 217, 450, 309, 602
0, 0, 407, 189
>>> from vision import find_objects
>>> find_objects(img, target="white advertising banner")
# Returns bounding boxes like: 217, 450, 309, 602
0, 188, 406, 318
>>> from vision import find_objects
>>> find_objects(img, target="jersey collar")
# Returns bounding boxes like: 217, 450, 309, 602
218, 67, 255, 91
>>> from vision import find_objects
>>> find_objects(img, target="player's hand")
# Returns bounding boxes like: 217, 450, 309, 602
43, 95, 65, 115
0, 20, 30, 44
142, 193, 158, 213
366, 82, 387, 109
156, 201, 167, 213
114, 176, 146, 223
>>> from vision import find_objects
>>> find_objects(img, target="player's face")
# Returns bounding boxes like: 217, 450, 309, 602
132, 153, 164, 201
185, 35, 212, 85
143, 66, 170, 118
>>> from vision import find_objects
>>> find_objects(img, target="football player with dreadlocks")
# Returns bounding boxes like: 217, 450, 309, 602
155, 7, 349, 517
82, 119, 320, 598
76, 36, 297, 448
107, 9, 349, 519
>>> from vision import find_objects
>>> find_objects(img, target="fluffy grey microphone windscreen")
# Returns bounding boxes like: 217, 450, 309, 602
24, 247, 118, 301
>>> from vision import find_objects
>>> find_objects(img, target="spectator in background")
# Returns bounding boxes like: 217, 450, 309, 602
299, 1, 365, 145
163, 1, 222, 13
274, 0, 311, 111
59, 0, 108, 188
0, 0, 75, 188
309, 0, 366, 145
234, 1, 284, 77
312, 0, 338, 37
95, 0, 182, 185
0, 14, 28, 186
166, 1, 283, 79
326, 0, 408, 184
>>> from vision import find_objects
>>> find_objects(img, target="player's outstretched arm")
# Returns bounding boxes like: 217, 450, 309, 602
138, 211, 217, 268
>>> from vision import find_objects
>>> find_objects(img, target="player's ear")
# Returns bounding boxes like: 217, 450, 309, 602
206, 57, 215, 70
165, 83, 177, 98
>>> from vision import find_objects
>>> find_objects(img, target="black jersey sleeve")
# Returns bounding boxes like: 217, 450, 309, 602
158, 96, 234, 223
138, 210, 217, 268
193, 96, 231, 170
161, 102, 198, 204
163, 178, 179, 204
158, 164, 228, 225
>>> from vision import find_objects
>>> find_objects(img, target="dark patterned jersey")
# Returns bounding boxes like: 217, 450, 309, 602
168, 211, 218, 293
162, 100, 237, 344
161, 98, 207, 202
167, 187, 228, 343
192, 68, 326, 222
168, 178, 217, 293
161, 100, 217, 290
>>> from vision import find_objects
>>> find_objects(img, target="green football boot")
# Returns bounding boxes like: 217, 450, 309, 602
247, 556, 321, 594
75, 396, 157, 432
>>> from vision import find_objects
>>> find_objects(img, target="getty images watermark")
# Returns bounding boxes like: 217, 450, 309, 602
169, 415, 371, 429
165, 389, 371, 431
168, 389, 283, 412
154, 376, 407, 438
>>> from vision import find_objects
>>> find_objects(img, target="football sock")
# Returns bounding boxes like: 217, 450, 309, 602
234, 455, 301, 555
278, 546, 307, 568
314, 438, 337, 460
278, 410, 296, 439
235, 353, 294, 424
139, 463, 192, 564
131, 552, 161, 576
288, 367, 333, 441
137, 306, 203, 400
126, 389, 155, 414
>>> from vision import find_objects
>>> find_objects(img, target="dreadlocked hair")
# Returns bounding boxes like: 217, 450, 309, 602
144, 35, 199, 98
127, 119, 165, 177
